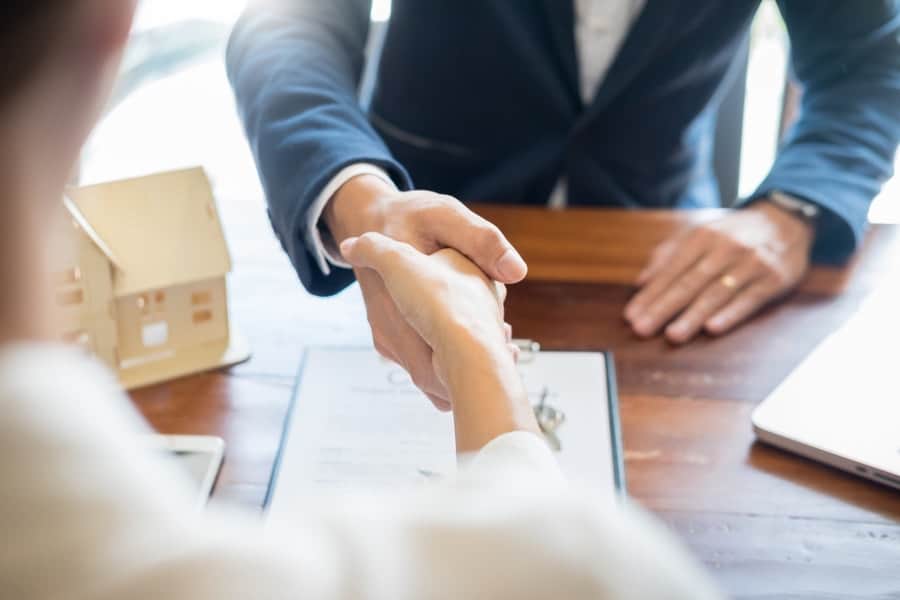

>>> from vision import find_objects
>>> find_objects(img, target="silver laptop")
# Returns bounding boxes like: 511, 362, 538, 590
752, 283, 900, 491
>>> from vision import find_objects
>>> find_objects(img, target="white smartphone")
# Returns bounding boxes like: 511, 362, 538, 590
144, 434, 225, 507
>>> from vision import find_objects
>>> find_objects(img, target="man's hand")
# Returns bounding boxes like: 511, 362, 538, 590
624, 202, 815, 344
325, 175, 527, 409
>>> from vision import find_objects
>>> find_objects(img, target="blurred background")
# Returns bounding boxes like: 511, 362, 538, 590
81, 0, 899, 221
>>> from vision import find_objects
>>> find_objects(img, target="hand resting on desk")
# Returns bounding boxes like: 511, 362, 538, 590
626, 202, 814, 343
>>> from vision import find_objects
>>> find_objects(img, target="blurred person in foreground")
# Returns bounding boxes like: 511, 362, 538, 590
0, 2, 723, 598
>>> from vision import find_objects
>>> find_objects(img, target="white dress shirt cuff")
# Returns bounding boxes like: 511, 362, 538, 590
306, 163, 397, 275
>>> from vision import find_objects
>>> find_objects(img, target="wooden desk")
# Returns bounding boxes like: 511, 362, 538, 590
131, 205, 900, 598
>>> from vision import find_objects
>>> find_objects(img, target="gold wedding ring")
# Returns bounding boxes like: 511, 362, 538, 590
720, 274, 739, 290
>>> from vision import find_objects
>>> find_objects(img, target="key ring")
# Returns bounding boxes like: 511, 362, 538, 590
533, 386, 566, 451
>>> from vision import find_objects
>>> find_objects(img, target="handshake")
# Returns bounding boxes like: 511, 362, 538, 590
328, 174, 529, 413
338, 228, 537, 453
329, 173, 815, 417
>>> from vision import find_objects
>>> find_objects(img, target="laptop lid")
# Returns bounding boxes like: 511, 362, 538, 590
752, 283, 900, 490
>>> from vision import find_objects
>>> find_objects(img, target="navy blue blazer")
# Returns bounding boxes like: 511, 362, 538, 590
227, 1, 900, 296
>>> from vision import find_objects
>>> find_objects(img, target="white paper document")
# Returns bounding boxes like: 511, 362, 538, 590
266, 347, 622, 520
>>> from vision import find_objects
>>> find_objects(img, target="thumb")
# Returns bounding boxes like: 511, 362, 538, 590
340, 232, 418, 279
340, 232, 393, 271
432, 205, 527, 284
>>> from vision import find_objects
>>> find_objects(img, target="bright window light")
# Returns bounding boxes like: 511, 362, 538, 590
738, 1, 788, 198
133, 0, 246, 32
371, 0, 392, 22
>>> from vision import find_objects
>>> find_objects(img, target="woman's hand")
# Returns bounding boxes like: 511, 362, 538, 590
341, 232, 538, 452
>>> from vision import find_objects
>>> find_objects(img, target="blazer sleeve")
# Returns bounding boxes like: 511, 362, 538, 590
226, 0, 413, 296
745, 1, 900, 263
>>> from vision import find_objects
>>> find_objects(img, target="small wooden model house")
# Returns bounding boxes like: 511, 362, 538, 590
56, 167, 249, 389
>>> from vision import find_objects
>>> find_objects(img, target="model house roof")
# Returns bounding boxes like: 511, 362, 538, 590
65, 167, 232, 297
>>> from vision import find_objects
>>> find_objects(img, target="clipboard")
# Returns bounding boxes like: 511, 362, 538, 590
265, 342, 626, 515
511, 339, 626, 495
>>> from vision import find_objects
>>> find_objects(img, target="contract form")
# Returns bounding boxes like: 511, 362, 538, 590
266, 347, 623, 520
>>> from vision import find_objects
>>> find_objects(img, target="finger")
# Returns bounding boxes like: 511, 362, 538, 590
636, 237, 679, 286
665, 258, 764, 344
426, 392, 452, 412
341, 232, 429, 285
340, 234, 382, 268
342, 234, 441, 324
630, 247, 737, 338
398, 331, 449, 401
403, 343, 449, 401
625, 231, 711, 323
503, 322, 513, 342
704, 278, 781, 336
357, 266, 450, 401
373, 339, 399, 364
430, 200, 527, 283
378, 332, 448, 402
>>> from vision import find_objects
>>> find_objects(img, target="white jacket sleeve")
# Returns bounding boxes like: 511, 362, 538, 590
0, 345, 721, 600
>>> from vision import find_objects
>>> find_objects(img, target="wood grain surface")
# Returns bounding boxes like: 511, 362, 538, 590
131, 204, 900, 598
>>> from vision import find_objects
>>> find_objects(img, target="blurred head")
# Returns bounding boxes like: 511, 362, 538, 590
0, 0, 137, 200
0, 0, 136, 342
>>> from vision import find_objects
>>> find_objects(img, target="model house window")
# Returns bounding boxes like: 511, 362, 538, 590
141, 321, 169, 347
192, 288, 213, 325
191, 291, 212, 305
193, 309, 213, 324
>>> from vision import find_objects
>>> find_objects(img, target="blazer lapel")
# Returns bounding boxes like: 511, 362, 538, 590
539, 0, 580, 106
575, 0, 681, 130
